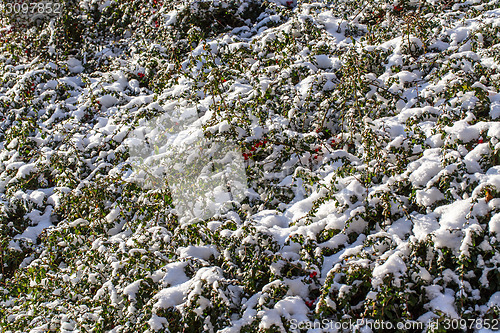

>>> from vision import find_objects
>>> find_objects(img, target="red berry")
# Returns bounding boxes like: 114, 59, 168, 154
305, 300, 314, 307
478, 138, 484, 144
309, 271, 317, 278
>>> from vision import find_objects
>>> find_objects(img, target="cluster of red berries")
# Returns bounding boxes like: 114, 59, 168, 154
312, 147, 321, 160
305, 299, 316, 308
138, 72, 145, 78
242, 139, 268, 160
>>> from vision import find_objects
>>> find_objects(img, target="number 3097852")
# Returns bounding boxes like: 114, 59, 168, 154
1, 2, 61, 15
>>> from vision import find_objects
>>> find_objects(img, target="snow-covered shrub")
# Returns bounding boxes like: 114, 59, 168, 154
1, 0, 500, 332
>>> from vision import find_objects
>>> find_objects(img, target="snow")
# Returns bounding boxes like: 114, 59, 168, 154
487, 292, 500, 308
415, 188, 445, 207
105, 208, 121, 222
371, 252, 407, 287
154, 267, 222, 310
314, 55, 333, 69
68, 218, 89, 227
10, 206, 53, 246
67, 58, 84, 73
158, 262, 190, 286
123, 280, 142, 300
408, 153, 442, 187
29, 190, 47, 206
98, 94, 118, 107
490, 93, 500, 119
272, 296, 309, 323
427, 286, 460, 319
15, 163, 37, 179
177, 246, 219, 261
489, 213, 500, 235
148, 314, 168, 331
2, 0, 500, 330
412, 213, 440, 241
